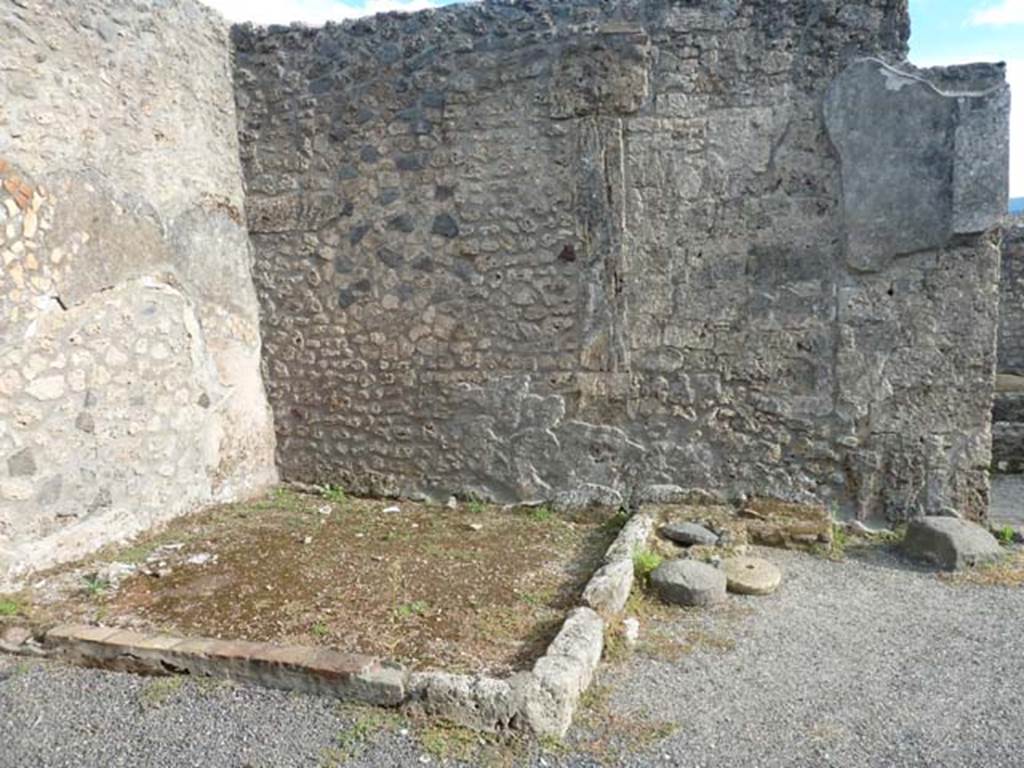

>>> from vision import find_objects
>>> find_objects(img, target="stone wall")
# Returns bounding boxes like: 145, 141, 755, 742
997, 218, 1024, 375
993, 217, 1024, 473
0, 0, 277, 586
233, 0, 1008, 522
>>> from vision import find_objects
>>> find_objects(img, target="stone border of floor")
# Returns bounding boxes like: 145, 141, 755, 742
0, 510, 655, 738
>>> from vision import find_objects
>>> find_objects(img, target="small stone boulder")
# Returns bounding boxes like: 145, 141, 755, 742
722, 556, 781, 596
650, 559, 726, 606
660, 522, 718, 547
903, 517, 1003, 571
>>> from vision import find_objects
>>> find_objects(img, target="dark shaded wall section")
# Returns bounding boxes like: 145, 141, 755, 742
232, 0, 1008, 521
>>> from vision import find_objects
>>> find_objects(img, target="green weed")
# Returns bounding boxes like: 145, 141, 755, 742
633, 550, 663, 584
394, 600, 429, 619
420, 723, 480, 763
528, 505, 554, 523
998, 525, 1016, 545
321, 484, 348, 504
82, 574, 110, 597
0, 599, 18, 617
321, 707, 402, 766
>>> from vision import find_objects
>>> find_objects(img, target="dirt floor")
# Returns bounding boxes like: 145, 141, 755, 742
1, 488, 619, 675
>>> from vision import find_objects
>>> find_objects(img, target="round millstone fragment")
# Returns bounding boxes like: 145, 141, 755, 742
660, 522, 719, 547
722, 556, 782, 596
650, 559, 727, 607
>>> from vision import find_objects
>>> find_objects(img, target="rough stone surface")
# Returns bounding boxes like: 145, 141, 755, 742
740, 499, 833, 549
660, 522, 719, 547
519, 607, 604, 738
0, 0, 277, 586
722, 556, 782, 595
232, 0, 1004, 523
903, 517, 1004, 571
650, 559, 727, 607
404, 671, 519, 731
603, 513, 656, 564
824, 59, 1009, 271
993, 219, 1024, 474
582, 558, 634, 616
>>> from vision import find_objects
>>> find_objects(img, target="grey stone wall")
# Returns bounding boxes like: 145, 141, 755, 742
0, 0, 277, 586
233, 0, 1007, 523
997, 218, 1024, 375
993, 217, 1024, 473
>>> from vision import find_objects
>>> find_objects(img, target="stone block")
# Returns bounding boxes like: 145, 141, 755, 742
903, 517, 1004, 570
650, 559, 726, 607
739, 499, 831, 549
582, 558, 634, 616
404, 672, 519, 731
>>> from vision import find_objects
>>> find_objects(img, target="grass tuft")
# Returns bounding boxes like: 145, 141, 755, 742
632, 550, 663, 584
320, 484, 348, 504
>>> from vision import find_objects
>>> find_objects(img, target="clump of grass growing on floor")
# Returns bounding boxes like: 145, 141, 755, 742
420, 722, 481, 763
82, 574, 110, 598
140, 676, 184, 710
0, 599, 19, 617
311, 621, 329, 638
528, 505, 554, 523
997, 525, 1016, 546
394, 600, 429, 619
463, 492, 487, 515
633, 550, 663, 585
320, 484, 348, 504
830, 522, 848, 557
321, 706, 402, 766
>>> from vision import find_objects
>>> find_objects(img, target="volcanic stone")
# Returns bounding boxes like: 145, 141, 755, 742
650, 559, 726, 607
661, 522, 719, 547
903, 517, 1003, 571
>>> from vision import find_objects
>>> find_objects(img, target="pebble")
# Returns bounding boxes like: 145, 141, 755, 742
383, 505, 400, 513
622, 616, 640, 648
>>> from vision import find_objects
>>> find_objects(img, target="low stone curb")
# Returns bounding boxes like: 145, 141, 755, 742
2, 624, 406, 706
0, 510, 655, 739
582, 510, 655, 615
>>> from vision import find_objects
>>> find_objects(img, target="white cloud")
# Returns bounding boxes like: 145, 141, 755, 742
970, 0, 1024, 26
201, 0, 439, 25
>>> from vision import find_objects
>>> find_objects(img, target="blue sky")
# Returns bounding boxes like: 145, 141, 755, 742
206, 0, 1022, 197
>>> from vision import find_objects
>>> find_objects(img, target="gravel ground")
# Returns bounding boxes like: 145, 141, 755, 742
2, 545, 1023, 768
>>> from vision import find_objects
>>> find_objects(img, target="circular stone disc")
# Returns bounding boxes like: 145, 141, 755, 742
722, 556, 782, 596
